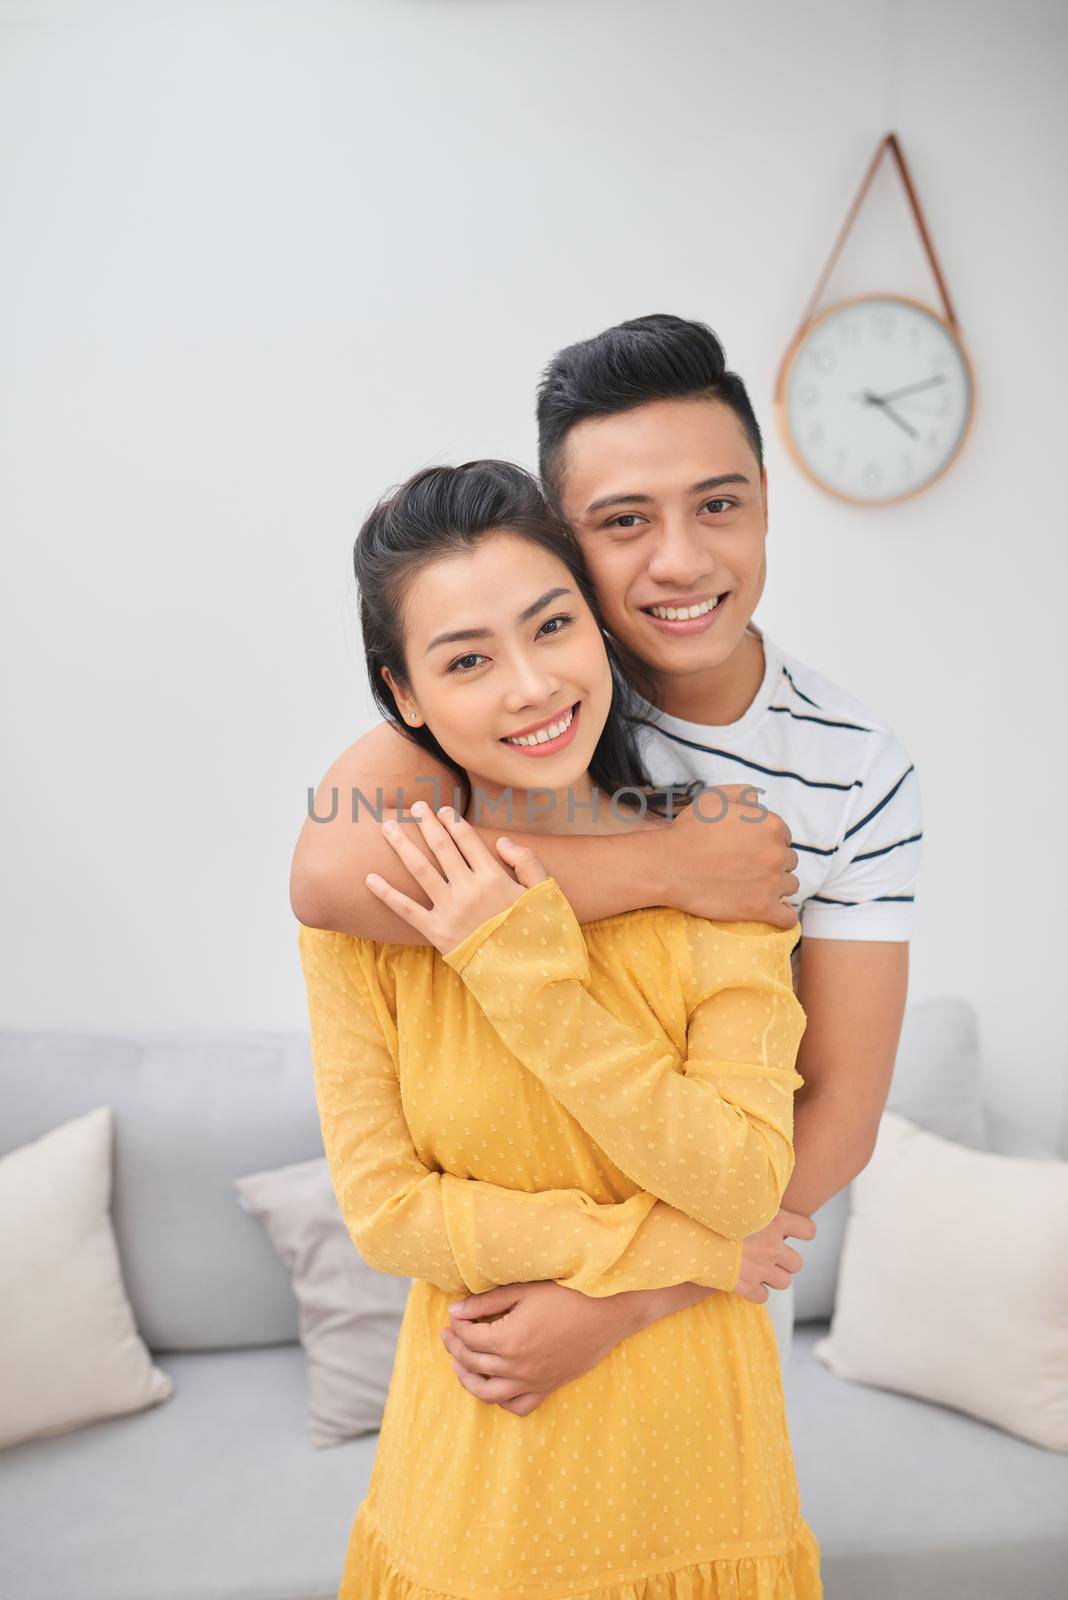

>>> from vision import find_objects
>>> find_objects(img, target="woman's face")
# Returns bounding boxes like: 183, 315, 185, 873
382, 532, 614, 807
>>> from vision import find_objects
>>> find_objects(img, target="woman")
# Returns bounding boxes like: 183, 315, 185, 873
297, 460, 823, 1598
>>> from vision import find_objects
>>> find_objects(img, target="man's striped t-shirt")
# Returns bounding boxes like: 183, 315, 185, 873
627, 622, 923, 942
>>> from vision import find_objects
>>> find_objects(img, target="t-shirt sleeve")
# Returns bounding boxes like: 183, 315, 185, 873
800, 727, 923, 941
442, 879, 807, 1242
297, 923, 744, 1298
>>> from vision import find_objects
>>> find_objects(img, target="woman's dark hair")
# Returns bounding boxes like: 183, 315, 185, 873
537, 313, 764, 513
353, 458, 702, 820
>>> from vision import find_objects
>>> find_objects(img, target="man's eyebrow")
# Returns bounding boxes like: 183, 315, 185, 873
584, 473, 751, 516
424, 587, 572, 655
690, 474, 750, 494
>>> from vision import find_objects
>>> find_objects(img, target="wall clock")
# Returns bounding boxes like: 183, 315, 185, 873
775, 134, 975, 506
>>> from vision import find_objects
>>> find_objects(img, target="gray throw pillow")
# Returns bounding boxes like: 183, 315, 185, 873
233, 1157, 410, 1447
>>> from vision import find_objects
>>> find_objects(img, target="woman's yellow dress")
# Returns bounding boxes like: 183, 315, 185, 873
298, 875, 823, 1600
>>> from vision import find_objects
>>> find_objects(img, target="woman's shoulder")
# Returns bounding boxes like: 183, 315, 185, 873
577, 901, 799, 950
674, 912, 802, 961
296, 920, 428, 1007
572, 904, 799, 1017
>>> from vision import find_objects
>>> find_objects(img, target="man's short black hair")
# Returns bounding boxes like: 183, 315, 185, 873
537, 313, 764, 512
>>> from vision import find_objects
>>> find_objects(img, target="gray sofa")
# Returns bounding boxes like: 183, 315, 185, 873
2, 1007, 1066, 1600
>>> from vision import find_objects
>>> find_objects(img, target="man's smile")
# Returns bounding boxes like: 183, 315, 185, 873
638, 592, 730, 635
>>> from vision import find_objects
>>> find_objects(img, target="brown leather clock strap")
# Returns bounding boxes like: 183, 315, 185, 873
797, 131, 959, 338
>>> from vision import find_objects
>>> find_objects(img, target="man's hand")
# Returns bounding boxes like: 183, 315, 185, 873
666, 785, 799, 928
438, 1281, 646, 1415
735, 1208, 817, 1301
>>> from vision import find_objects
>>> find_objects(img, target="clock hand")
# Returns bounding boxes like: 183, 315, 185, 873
862, 390, 920, 440
872, 374, 949, 405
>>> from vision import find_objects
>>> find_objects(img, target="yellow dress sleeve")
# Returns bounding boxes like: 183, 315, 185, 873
442, 877, 807, 1242
298, 924, 745, 1298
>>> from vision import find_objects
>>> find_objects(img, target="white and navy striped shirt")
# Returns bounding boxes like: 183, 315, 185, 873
628, 622, 922, 942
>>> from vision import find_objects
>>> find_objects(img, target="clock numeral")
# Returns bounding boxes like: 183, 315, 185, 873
899, 453, 914, 482
808, 423, 826, 450
872, 311, 896, 340
799, 383, 820, 408
926, 430, 941, 451
862, 461, 883, 490
837, 321, 862, 349
808, 347, 836, 374
833, 449, 848, 475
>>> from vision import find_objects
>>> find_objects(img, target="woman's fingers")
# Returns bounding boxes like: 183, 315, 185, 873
379, 803, 471, 901
497, 1390, 545, 1415
450, 1363, 531, 1405
378, 816, 447, 901
407, 800, 471, 881
445, 1316, 512, 1356
448, 1284, 526, 1321
433, 806, 550, 891
440, 1325, 510, 1378
436, 806, 500, 871
364, 872, 436, 938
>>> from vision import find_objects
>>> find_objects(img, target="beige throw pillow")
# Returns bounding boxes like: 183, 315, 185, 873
233, 1157, 410, 1447
0, 1106, 172, 1450
815, 1109, 1068, 1452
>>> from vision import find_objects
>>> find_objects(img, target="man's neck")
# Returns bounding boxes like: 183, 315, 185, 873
651, 626, 766, 727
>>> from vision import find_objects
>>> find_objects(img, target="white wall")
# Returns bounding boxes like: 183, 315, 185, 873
3, 0, 1066, 1152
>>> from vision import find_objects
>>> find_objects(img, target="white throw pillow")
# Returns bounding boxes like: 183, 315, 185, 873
814, 1109, 1068, 1452
0, 1106, 172, 1450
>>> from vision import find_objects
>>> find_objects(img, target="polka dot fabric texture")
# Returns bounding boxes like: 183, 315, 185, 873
298, 878, 822, 1598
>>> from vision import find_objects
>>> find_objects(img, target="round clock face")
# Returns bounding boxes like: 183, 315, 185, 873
778, 295, 974, 504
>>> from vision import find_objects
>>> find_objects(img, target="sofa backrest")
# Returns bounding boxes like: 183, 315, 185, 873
1, 996, 997, 1343
0, 1028, 322, 1352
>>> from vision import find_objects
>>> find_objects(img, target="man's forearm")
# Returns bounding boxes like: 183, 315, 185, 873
479, 822, 670, 923
292, 806, 670, 939
628, 1279, 717, 1330
780, 1090, 874, 1216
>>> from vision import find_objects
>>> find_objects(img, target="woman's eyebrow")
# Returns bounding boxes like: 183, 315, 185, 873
584, 473, 750, 515
424, 587, 572, 655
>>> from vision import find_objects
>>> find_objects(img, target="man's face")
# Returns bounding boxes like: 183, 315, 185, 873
558, 396, 768, 683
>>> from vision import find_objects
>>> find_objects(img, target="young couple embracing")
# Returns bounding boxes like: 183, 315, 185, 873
293, 312, 922, 1600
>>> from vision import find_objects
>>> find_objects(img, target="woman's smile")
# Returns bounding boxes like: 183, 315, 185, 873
499, 700, 581, 757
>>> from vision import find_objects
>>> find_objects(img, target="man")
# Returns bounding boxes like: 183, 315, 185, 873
291, 313, 921, 1408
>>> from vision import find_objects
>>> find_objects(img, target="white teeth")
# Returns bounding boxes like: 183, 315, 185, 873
504, 705, 575, 747
648, 597, 721, 621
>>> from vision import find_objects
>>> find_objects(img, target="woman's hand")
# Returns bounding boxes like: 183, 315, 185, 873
366, 800, 549, 956
439, 1281, 644, 1414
